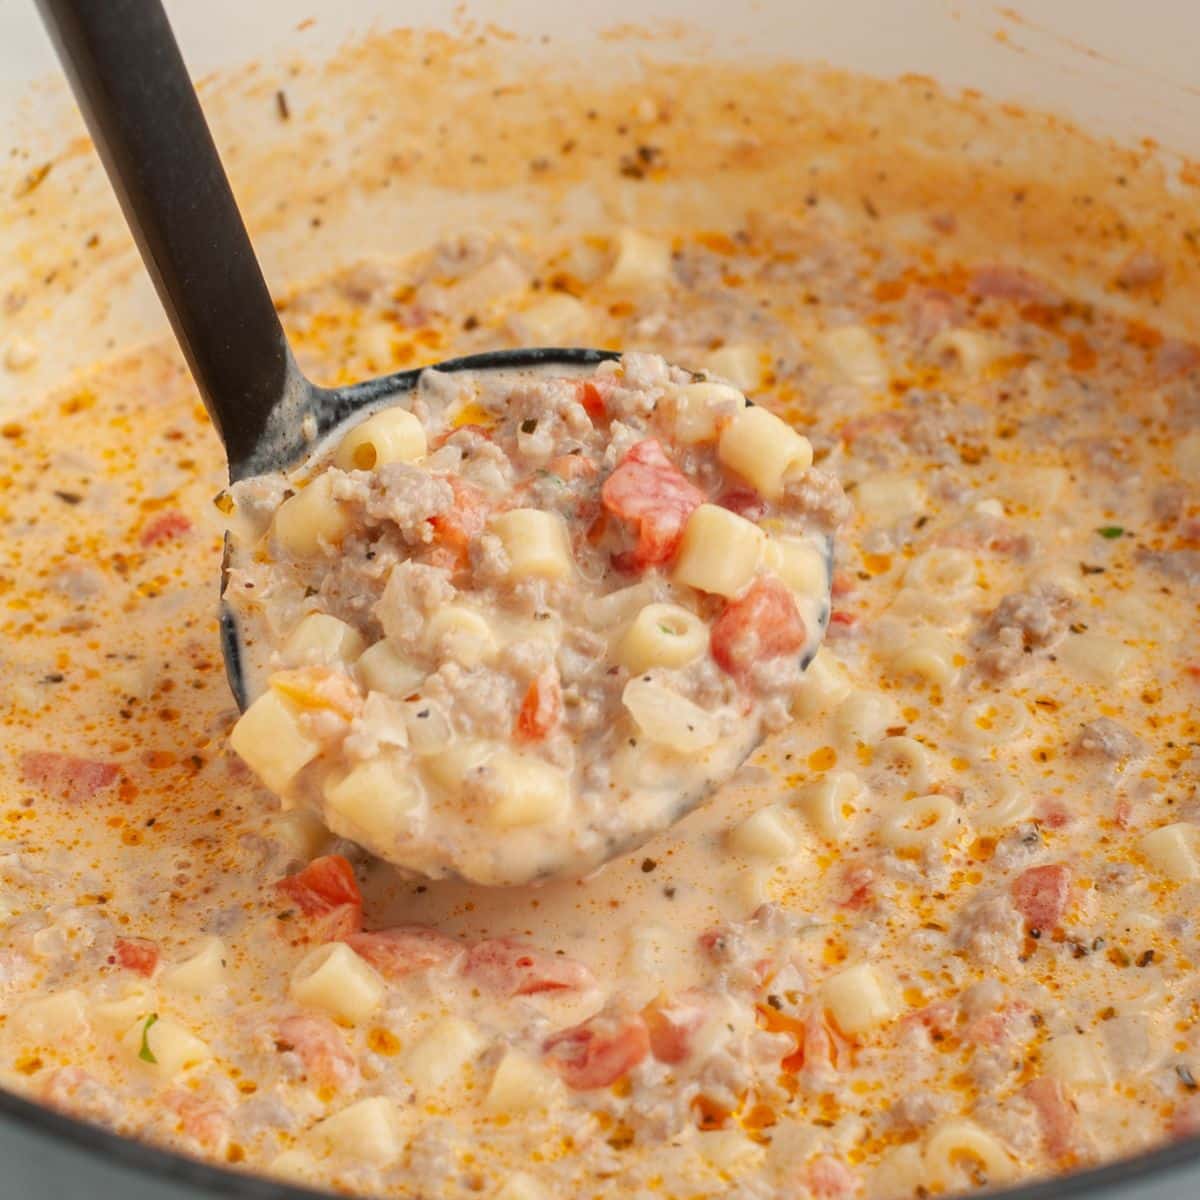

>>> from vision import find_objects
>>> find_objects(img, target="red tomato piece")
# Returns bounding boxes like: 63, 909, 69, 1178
830, 571, 856, 598
343, 926, 462, 978
20, 751, 120, 803
600, 439, 704, 570
544, 1011, 650, 1090
429, 478, 490, 562
710, 577, 807, 682
578, 381, 608, 422
547, 452, 599, 481
715, 486, 766, 522
275, 1013, 359, 1090
806, 1156, 860, 1200
908, 999, 958, 1040
969, 264, 1049, 303
1023, 1075, 1079, 1160
139, 511, 193, 547
643, 992, 708, 1064
803, 1006, 848, 1071
111, 937, 159, 977
1011, 863, 1071, 932
163, 1090, 230, 1154
827, 609, 858, 638
275, 855, 363, 939
463, 937, 595, 997
836, 862, 875, 910
515, 666, 563, 741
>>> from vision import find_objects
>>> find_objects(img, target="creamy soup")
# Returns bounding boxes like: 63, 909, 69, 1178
225, 354, 834, 885
0, 39, 1198, 1200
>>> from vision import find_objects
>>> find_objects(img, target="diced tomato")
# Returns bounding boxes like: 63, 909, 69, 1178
1156, 338, 1200, 380
805, 1005, 850, 1068
275, 1013, 359, 1090
963, 1002, 1029, 1048
164, 1089, 230, 1154
139, 511, 193, 547
827, 609, 858, 638
1035, 797, 1075, 831
643, 992, 708, 1064
806, 1155, 860, 1199
515, 666, 563, 741
601, 439, 704, 571
830, 571, 855, 598
969, 264, 1049, 303
1023, 1076, 1079, 1160
39, 1067, 101, 1117
908, 999, 958, 1040
710, 577, 807, 683
547, 453, 598, 481
111, 937, 159, 977
343, 926, 461, 978
698, 925, 739, 963
544, 1011, 650, 1090
463, 937, 595, 997
20, 751, 120, 803
908, 287, 959, 342
429, 478, 490, 562
275, 854, 363, 940
578, 381, 608, 422
1172, 1094, 1200, 1140
715, 486, 766, 522
836, 862, 875, 910
1011, 864, 1071, 932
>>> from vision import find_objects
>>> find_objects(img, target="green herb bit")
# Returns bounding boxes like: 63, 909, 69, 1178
138, 1013, 159, 1063
1097, 526, 1125, 539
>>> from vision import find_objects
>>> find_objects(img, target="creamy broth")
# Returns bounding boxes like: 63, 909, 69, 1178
224, 354, 833, 885
0, 42, 1197, 1200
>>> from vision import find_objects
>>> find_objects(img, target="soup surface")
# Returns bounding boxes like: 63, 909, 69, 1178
0, 43, 1198, 1200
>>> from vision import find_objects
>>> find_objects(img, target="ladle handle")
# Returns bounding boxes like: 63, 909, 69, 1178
35, 0, 295, 477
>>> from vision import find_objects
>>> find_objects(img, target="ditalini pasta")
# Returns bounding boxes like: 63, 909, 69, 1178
0, 42, 1196, 1200
223, 355, 835, 884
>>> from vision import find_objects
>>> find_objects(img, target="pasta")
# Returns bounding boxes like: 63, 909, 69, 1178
622, 677, 720, 753
717, 405, 813, 498
488, 508, 575, 580
959, 695, 1030, 746
314, 1097, 403, 1164
670, 381, 742, 444
272, 473, 352, 557
880, 793, 967, 851
822, 963, 898, 1034
816, 326, 888, 389
606, 228, 673, 289
229, 690, 321, 794
794, 770, 864, 841
923, 1120, 1016, 1188
160, 937, 228, 995
617, 603, 708, 672
122, 1016, 211, 1078
324, 756, 421, 843
672, 503, 766, 596
289, 943, 385, 1024
333, 406, 427, 471
401, 1016, 485, 1094
728, 804, 801, 862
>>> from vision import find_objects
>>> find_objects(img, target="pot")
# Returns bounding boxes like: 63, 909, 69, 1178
0, 1, 1197, 1197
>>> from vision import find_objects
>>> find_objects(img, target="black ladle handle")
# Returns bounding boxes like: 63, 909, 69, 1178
35, 0, 299, 479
